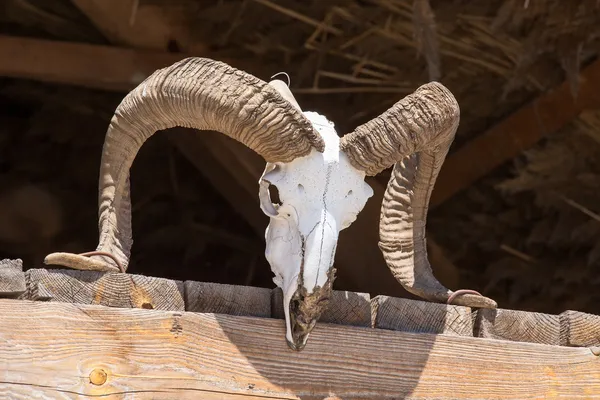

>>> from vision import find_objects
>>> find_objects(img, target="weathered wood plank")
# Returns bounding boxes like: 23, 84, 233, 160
271, 288, 371, 327
1, 299, 600, 399
371, 295, 474, 336
474, 308, 560, 345
560, 310, 600, 347
184, 280, 271, 318
0, 258, 25, 297
24, 269, 184, 311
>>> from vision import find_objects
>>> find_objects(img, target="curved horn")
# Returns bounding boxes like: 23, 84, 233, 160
45, 57, 324, 272
340, 82, 496, 308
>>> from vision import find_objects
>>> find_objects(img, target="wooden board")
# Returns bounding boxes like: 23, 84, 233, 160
185, 280, 272, 318
371, 295, 474, 336
1, 299, 599, 399
560, 310, 600, 347
271, 287, 371, 327
474, 308, 560, 345
0, 258, 25, 297
24, 268, 185, 311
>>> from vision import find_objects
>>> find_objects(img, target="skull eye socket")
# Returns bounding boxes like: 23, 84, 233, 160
269, 184, 282, 206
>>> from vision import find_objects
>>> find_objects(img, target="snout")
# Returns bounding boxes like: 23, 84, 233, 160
287, 313, 316, 351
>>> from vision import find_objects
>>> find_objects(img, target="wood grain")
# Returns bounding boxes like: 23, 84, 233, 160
560, 310, 600, 347
1, 299, 599, 399
372, 295, 474, 336
271, 287, 371, 327
24, 269, 185, 311
475, 308, 560, 345
185, 280, 272, 318
0, 258, 25, 297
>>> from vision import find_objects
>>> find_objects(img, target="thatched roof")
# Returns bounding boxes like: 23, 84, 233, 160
1, 0, 600, 314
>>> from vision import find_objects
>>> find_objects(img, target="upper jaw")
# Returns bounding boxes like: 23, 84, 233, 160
283, 269, 335, 351
286, 305, 317, 351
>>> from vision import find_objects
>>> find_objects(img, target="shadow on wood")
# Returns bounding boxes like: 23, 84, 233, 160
2, 298, 599, 399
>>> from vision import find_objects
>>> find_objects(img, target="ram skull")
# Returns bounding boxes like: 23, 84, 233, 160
44, 57, 496, 351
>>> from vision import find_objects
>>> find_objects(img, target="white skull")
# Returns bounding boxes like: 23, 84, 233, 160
258, 111, 374, 350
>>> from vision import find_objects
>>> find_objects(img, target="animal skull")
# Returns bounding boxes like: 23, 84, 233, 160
43, 57, 497, 352
259, 111, 373, 350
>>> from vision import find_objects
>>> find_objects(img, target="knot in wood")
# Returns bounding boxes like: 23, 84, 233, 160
89, 368, 108, 385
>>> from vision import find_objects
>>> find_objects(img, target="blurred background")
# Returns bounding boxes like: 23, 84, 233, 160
0, 0, 599, 315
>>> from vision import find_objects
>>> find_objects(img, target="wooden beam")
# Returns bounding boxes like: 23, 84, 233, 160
474, 308, 561, 345
560, 310, 600, 347
0, 35, 187, 92
0, 259, 25, 297
184, 280, 272, 318
271, 287, 372, 327
1, 298, 600, 399
431, 59, 600, 207
371, 295, 474, 336
24, 268, 185, 310
168, 129, 267, 236
70, 0, 207, 53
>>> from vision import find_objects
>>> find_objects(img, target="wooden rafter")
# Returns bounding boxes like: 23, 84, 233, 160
431, 60, 600, 207
69, 0, 208, 53
0, 35, 187, 92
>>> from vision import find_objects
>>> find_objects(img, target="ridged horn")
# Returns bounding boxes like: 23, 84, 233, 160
45, 57, 324, 272
340, 82, 496, 308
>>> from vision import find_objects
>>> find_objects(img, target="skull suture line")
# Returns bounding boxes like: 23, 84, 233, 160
43, 57, 498, 353
259, 112, 373, 350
